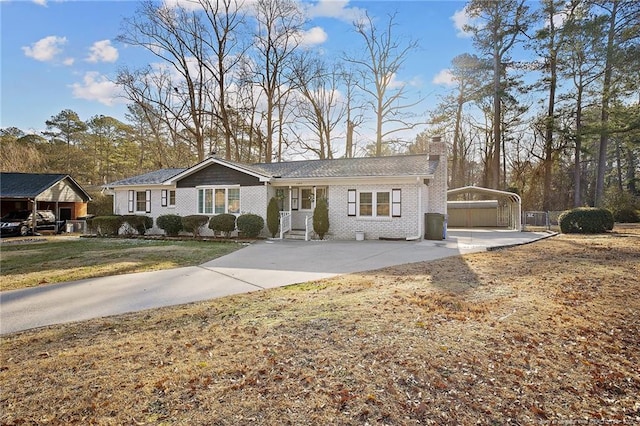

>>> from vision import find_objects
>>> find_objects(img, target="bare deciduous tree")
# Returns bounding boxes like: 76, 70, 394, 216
345, 11, 423, 157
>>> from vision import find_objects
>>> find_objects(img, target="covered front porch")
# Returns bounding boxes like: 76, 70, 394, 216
275, 186, 327, 240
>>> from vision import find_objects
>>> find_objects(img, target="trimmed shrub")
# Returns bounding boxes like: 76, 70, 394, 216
208, 213, 236, 238
237, 214, 265, 238
123, 215, 153, 235
156, 214, 183, 237
91, 215, 124, 236
313, 198, 329, 240
267, 197, 280, 238
558, 207, 614, 234
182, 215, 210, 237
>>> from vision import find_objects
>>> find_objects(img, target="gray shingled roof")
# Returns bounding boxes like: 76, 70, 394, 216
1, 173, 66, 198
108, 168, 186, 186
251, 154, 437, 179
108, 155, 437, 187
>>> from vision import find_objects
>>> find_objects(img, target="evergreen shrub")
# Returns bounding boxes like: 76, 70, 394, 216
182, 215, 210, 237
91, 215, 124, 236
267, 197, 280, 238
558, 207, 614, 234
123, 215, 153, 235
156, 214, 183, 236
313, 198, 329, 240
237, 214, 265, 238
208, 213, 236, 238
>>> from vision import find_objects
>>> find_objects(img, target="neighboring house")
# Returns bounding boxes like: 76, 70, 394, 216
104, 140, 447, 240
0, 172, 92, 220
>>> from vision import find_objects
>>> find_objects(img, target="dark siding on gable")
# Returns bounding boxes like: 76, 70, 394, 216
176, 163, 262, 188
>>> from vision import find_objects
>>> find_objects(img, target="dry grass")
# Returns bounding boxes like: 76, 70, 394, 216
0, 237, 241, 291
1, 225, 639, 425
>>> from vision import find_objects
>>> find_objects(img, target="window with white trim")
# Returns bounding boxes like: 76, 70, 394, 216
129, 190, 151, 213
161, 189, 176, 207
198, 187, 240, 215
349, 189, 401, 218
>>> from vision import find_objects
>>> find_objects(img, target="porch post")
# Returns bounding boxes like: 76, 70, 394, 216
288, 186, 292, 216
312, 186, 317, 210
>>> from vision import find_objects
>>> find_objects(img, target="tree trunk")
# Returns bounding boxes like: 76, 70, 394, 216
595, 0, 618, 207
491, 40, 501, 189
573, 83, 583, 207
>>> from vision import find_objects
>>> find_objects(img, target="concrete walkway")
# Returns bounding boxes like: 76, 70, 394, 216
0, 230, 553, 334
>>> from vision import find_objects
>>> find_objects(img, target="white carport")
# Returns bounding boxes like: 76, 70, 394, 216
447, 186, 522, 230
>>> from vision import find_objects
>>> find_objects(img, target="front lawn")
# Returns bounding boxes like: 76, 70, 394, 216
0, 237, 242, 291
1, 226, 638, 424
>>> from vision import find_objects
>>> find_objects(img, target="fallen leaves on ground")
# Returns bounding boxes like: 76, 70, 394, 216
1, 225, 639, 425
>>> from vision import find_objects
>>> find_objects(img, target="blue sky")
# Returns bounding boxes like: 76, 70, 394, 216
1, 0, 475, 133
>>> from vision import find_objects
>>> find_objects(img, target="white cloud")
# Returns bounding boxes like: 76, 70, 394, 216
306, 0, 366, 23
299, 26, 328, 47
87, 40, 119, 63
70, 72, 124, 106
22, 35, 67, 62
162, 0, 203, 11
33, 0, 47, 6
451, 8, 473, 38
63, 57, 75, 66
432, 69, 455, 86
387, 73, 405, 89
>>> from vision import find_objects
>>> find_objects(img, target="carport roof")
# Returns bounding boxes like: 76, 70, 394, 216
0, 172, 91, 201
448, 186, 521, 203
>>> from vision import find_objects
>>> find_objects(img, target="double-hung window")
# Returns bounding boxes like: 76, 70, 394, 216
129, 190, 151, 213
198, 187, 240, 215
359, 192, 389, 217
348, 189, 401, 218
161, 189, 176, 207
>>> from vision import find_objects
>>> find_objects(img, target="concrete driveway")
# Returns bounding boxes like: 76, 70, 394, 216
0, 229, 552, 334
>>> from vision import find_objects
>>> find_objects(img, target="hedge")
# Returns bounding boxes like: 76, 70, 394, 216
89, 215, 124, 237
156, 214, 183, 237
558, 207, 614, 234
237, 214, 264, 238
182, 215, 210, 237
122, 215, 153, 235
208, 213, 236, 238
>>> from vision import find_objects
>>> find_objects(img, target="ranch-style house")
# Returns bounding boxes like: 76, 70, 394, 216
104, 139, 448, 240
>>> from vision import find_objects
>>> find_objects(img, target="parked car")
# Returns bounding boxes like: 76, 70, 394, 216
0, 210, 62, 237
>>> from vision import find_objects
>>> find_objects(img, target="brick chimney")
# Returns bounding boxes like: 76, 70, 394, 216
428, 136, 448, 215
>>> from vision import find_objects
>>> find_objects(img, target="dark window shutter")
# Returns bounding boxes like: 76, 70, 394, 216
128, 190, 134, 213
347, 189, 356, 216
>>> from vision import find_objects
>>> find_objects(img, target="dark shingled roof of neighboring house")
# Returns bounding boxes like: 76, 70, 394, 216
108, 168, 187, 186
0, 172, 91, 201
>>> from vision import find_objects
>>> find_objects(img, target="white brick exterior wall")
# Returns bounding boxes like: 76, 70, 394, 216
428, 140, 448, 216
113, 184, 271, 237
324, 184, 426, 240
110, 146, 448, 240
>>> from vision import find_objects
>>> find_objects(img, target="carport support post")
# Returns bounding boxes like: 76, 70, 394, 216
31, 198, 37, 235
